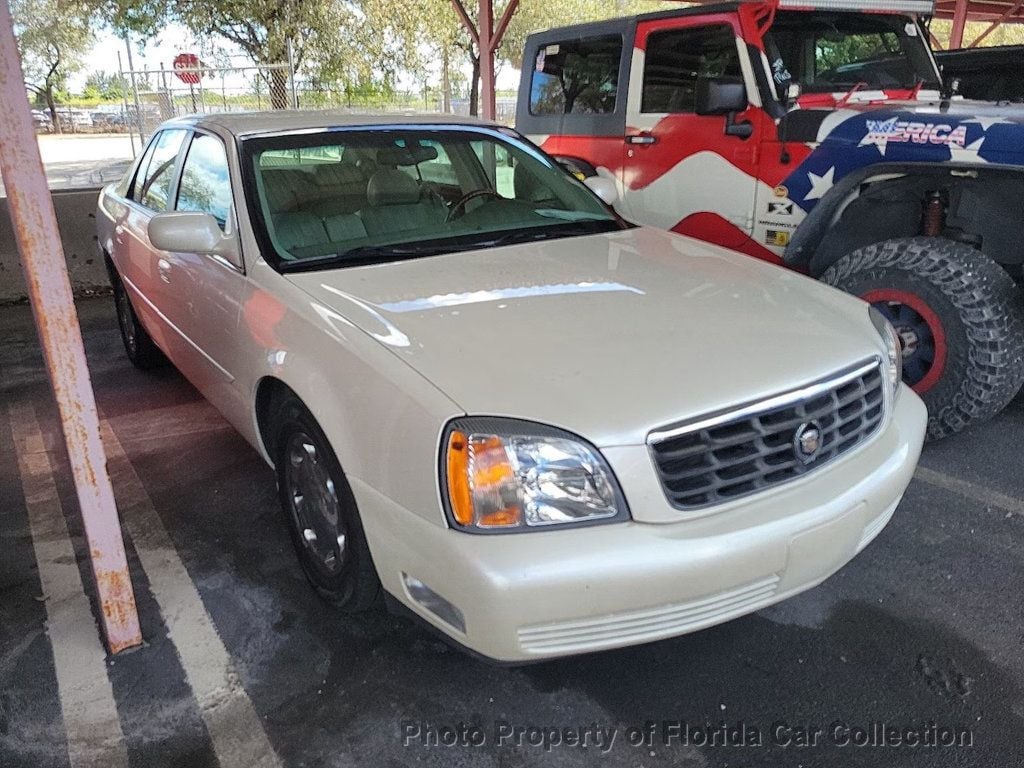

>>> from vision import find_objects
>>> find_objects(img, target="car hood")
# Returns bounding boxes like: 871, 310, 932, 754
286, 227, 882, 447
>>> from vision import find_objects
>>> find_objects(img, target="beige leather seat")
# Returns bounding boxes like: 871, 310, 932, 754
358, 169, 446, 237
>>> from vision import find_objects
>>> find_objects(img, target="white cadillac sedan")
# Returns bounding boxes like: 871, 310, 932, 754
97, 111, 926, 662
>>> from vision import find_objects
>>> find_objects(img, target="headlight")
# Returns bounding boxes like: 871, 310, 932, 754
442, 418, 628, 533
869, 305, 903, 396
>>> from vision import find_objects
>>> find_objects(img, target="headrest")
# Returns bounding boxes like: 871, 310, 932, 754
375, 142, 439, 167
366, 168, 421, 206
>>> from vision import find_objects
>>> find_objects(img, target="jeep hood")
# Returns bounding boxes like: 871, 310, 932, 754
803, 99, 1024, 163
286, 227, 882, 447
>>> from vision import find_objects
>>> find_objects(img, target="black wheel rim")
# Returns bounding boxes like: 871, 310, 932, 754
116, 287, 138, 355
283, 431, 347, 577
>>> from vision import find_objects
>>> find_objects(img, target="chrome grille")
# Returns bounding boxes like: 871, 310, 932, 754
649, 360, 885, 511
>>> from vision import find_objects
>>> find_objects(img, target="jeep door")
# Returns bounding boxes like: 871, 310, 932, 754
622, 14, 759, 249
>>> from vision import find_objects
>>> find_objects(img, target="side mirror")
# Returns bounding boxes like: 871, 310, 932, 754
148, 211, 242, 269
583, 175, 619, 206
695, 76, 753, 140
695, 76, 748, 115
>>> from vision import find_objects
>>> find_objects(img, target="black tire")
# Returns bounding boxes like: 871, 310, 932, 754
272, 396, 381, 611
823, 237, 1024, 440
111, 268, 165, 369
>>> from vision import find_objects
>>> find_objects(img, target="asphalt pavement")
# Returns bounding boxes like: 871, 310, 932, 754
1, 297, 1022, 768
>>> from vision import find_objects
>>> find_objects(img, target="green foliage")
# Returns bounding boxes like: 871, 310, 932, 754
11, 0, 94, 126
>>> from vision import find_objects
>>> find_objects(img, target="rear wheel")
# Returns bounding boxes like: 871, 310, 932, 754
111, 269, 164, 369
272, 396, 381, 610
823, 237, 1024, 440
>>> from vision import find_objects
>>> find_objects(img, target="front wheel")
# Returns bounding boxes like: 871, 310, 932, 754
272, 397, 381, 610
823, 237, 1024, 440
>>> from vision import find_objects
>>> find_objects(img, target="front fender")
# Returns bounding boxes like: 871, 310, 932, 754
241, 263, 464, 528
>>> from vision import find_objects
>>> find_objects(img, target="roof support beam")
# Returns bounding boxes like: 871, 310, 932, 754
968, 0, 1024, 45
449, 0, 520, 120
950, 0, 970, 47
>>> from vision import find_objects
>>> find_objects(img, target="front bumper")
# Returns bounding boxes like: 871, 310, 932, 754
356, 387, 927, 662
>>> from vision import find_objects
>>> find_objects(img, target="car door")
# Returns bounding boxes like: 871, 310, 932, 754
118, 128, 189, 354
155, 129, 248, 424
621, 16, 759, 248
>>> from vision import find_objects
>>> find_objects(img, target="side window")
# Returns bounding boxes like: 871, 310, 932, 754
176, 133, 232, 229
530, 36, 622, 115
641, 25, 742, 113
131, 129, 187, 211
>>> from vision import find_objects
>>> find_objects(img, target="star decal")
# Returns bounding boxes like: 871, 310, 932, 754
859, 116, 899, 156
804, 167, 836, 201
950, 137, 988, 164
961, 115, 1013, 130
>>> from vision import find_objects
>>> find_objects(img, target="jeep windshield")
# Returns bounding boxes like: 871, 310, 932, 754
242, 127, 622, 271
765, 11, 941, 95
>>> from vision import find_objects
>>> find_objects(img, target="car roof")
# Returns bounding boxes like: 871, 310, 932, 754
161, 110, 499, 138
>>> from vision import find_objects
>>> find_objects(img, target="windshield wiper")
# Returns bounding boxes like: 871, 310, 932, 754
279, 220, 621, 273
279, 242, 447, 272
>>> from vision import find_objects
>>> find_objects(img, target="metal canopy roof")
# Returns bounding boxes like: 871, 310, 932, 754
935, 0, 1024, 23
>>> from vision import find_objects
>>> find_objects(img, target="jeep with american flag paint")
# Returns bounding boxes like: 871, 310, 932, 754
516, 0, 1024, 439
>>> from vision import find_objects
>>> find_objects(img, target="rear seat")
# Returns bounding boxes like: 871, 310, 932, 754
308, 162, 368, 215
261, 168, 319, 213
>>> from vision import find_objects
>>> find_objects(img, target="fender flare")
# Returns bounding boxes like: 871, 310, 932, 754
784, 161, 1024, 274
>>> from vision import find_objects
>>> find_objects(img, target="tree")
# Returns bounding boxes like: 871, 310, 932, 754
11, 0, 94, 131
172, 0, 378, 108
368, 0, 664, 116
82, 70, 129, 101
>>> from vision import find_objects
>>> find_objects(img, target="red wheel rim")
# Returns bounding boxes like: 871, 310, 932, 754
862, 289, 947, 395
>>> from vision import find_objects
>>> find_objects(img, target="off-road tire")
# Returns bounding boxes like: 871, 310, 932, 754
823, 237, 1024, 440
272, 396, 381, 611
111, 268, 165, 369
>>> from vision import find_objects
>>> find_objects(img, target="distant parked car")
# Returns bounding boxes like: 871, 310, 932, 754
96, 111, 926, 662
31, 110, 51, 132
935, 45, 1024, 103
52, 108, 94, 131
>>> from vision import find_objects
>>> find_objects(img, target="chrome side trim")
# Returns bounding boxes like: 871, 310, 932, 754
647, 357, 882, 446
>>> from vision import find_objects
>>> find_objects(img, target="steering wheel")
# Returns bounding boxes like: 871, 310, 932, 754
445, 189, 503, 222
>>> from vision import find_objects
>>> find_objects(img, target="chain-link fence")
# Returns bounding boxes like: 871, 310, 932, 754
99, 61, 517, 144
118, 62, 296, 137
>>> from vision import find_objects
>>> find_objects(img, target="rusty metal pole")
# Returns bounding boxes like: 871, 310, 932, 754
0, 0, 142, 654
950, 0, 969, 48
478, 0, 495, 121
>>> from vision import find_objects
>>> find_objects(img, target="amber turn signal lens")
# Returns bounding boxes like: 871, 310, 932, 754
446, 430, 473, 526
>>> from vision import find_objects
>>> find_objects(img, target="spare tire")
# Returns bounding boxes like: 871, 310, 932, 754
822, 237, 1024, 440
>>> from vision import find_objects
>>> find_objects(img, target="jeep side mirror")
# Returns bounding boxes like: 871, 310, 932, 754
695, 76, 754, 140
695, 76, 747, 115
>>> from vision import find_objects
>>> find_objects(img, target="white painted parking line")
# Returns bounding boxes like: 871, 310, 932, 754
98, 418, 283, 768
914, 466, 1024, 517
7, 402, 130, 768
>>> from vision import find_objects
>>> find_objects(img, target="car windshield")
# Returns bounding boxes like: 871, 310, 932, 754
243, 127, 621, 270
765, 11, 941, 95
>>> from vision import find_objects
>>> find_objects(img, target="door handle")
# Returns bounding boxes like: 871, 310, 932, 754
157, 257, 172, 284
626, 133, 657, 145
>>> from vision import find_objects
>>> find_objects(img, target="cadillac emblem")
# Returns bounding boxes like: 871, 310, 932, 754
793, 421, 822, 463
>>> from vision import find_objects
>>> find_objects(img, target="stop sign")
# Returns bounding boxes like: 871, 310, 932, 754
173, 53, 203, 85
